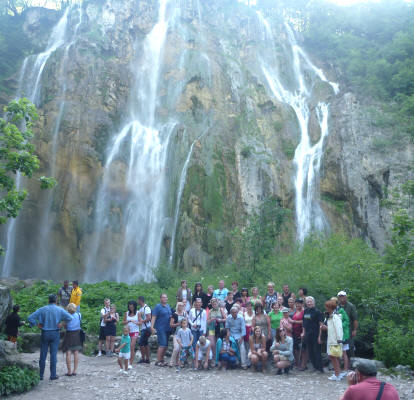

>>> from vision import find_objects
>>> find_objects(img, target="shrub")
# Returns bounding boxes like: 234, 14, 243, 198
374, 320, 414, 369
0, 365, 39, 396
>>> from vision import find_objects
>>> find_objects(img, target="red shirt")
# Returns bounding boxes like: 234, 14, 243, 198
342, 378, 399, 400
292, 309, 304, 338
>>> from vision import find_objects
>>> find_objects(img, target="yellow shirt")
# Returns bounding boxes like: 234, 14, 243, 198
69, 286, 82, 307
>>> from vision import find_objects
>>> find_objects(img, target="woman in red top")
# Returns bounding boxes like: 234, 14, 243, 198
289, 298, 306, 369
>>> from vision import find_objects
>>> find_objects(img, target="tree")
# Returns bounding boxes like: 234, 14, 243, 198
0, 98, 56, 254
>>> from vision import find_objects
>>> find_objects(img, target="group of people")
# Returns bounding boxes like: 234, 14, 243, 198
142, 280, 358, 380
7, 278, 400, 399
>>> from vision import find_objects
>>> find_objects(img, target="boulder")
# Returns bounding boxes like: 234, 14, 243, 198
0, 285, 12, 329
351, 357, 385, 370
0, 339, 38, 370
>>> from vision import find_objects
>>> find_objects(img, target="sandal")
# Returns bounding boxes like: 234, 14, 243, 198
65, 373, 72, 377
155, 361, 165, 367
71, 373, 77, 376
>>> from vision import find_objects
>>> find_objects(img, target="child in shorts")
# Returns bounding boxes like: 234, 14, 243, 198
116, 326, 131, 374
176, 319, 194, 371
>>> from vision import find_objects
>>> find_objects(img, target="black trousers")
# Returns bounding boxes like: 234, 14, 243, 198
305, 333, 323, 372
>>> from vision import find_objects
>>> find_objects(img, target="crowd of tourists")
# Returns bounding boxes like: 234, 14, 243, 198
5, 279, 400, 399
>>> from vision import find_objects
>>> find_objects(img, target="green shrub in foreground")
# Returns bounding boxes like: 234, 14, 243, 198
374, 320, 414, 369
0, 365, 39, 396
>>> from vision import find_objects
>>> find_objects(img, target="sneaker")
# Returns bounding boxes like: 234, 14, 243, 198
119, 369, 124, 373
328, 374, 340, 381
138, 359, 146, 364
122, 370, 128, 375
96, 352, 102, 357
144, 359, 150, 364
128, 364, 132, 370
339, 371, 348, 379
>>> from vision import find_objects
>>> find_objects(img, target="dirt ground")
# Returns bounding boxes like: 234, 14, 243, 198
9, 352, 414, 400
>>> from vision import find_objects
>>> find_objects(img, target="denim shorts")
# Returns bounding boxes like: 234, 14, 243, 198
156, 329, 170, 347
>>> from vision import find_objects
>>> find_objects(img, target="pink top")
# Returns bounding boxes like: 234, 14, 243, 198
342, 378, 399, 400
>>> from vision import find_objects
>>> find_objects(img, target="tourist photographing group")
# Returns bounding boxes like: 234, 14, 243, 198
8, 278, 399, 400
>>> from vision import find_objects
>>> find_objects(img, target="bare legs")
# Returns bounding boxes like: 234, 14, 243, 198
249, 350, 268, 372
274, 354, 291, 373
129, 336, 137, 365
65, 350, 79, 375
330, 355, 341, 377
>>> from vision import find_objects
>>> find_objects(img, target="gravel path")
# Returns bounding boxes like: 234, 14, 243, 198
10, 352, 414, 400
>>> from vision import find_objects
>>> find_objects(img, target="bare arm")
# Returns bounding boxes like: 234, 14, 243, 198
266, 315, 271, 339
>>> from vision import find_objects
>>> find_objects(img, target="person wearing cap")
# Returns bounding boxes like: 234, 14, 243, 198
69, 280, 82, 312
279, 307, 293, 337
27, 294, 72, 381
338, 291, 358, 356
340, 359, 399, 399
57, 280, 72, 308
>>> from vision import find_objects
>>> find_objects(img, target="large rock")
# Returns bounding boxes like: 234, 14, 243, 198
0, 339, 38, 370
0, 285, 12, 329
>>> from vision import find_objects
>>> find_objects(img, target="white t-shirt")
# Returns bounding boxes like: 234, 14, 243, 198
139, 305, 151, 330
100, 307, 110, 327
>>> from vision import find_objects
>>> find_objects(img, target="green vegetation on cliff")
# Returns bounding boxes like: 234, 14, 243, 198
301, 0, 414, 141
0, 99, 56, 253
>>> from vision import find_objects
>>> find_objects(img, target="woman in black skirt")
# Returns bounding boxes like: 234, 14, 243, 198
62, 303, 82, 376
104, 304, 119, 356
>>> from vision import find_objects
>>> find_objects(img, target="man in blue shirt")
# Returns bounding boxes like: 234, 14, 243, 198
28, 294, 72, 380
225, 307, 246, 344
151, 293, 172, 366
213, 280, 228, 301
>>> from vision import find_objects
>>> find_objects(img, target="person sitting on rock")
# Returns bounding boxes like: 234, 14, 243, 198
5, 304, 25, 347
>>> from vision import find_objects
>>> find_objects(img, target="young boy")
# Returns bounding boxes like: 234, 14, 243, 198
195, 335, 213, 370
115, 326, 131, 374
176, 319, 194, 372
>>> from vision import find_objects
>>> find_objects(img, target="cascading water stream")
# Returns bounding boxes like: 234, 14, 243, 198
1, 7, 71, 277
85, 0, 176, 282
169, 129, 208, 265
256, 12, 338, 242
36, 4, 83, 269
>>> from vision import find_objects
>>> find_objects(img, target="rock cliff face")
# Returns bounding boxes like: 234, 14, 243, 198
0, 0, 412, 281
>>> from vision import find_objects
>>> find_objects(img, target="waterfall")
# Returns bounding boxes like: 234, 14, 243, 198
1, 7, 72, 277
85, 0, 176, 282
169, 129, 208, 264
256, 12, 338, 242
35, 4, 83, 270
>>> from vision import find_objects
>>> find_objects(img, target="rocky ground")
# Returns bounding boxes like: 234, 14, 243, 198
9, 352, 414, 400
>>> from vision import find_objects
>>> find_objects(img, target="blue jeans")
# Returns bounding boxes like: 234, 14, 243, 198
191, 329, 202, 351
219, 352, 237, 366
39, 330, 60, 379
